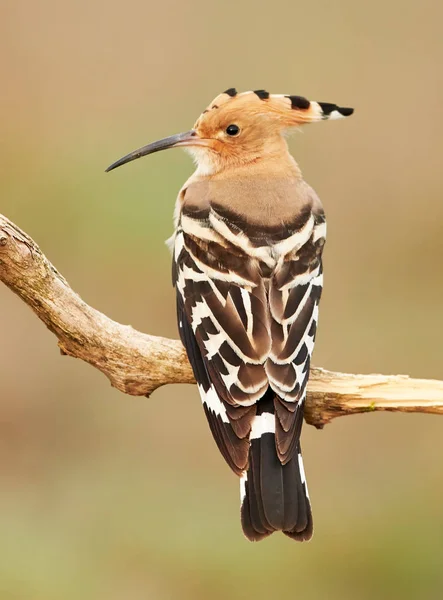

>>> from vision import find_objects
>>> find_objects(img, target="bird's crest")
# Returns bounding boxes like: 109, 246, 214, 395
194, 88, 353, 130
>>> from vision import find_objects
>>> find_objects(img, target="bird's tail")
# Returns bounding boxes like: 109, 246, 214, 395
240, 397, 313, 542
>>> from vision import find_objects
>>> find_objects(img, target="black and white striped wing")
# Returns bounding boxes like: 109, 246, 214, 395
173, 226, 271, 475
266, 215, 325, 464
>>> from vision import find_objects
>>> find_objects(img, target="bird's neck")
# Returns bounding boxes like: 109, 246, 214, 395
192, 149, 302, 182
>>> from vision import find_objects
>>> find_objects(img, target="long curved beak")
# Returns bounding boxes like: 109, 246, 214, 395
106, 130, 202, 172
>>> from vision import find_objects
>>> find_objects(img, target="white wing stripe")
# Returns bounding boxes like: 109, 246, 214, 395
312, 221, 327, 242
240, 287, 254, 338
198, 384, 230, 423
203, 330, 226, 359
189, 248, 257, 287
181, 214, 223, 244
188, 294, 263, 365
269, 304, 319, 365
209, 211, 276, 267
280, 273, 323, 327
278, 266, 322, 291
272, 213, 315, 256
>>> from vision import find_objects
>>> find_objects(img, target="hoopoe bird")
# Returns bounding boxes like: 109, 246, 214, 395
107, 89, 353, 541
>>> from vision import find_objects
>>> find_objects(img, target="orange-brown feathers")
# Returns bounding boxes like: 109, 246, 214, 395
106, 88, 353, 176
188, 89, 353, 173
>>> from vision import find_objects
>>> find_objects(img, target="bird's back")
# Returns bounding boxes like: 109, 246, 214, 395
173, 168, 325, 540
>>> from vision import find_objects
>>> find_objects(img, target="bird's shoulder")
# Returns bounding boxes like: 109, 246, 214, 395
179, 174, 324, 245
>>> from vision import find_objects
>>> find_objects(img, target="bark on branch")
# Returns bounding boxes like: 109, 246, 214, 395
1, 213, 442, 428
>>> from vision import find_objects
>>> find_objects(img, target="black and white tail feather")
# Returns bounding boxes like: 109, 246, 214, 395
240, 391, 313, 541
173, 186, 325, 541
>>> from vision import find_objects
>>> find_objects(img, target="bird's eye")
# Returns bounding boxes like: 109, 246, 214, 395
225, 124, 240, 136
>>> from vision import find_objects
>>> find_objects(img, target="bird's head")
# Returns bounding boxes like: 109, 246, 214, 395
106, 89, 353, 174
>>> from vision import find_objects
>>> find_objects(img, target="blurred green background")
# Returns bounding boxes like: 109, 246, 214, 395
1, 1, 443, 598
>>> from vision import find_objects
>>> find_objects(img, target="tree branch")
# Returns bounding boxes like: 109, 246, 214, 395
1, 213, 442, 428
